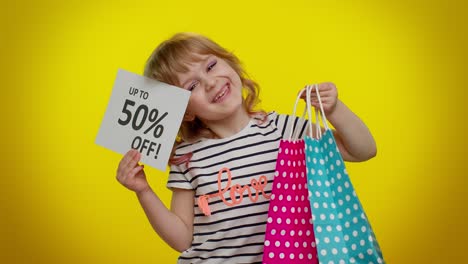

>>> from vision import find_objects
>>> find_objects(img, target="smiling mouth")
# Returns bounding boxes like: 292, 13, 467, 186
212, 84, 230, 103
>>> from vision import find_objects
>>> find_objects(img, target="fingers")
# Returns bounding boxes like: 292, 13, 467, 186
308, 92, 335, 104
310, 86, 336, 95
298, 88, 308, 99
129, 164, 145, 179
309, 93, 337, 111
299, 83, 338, 110
300, 83, 336, 94
120, 149, 140, 168
299, 89, 332, 100
310, 96, 335, 105
117, 149, 141, 180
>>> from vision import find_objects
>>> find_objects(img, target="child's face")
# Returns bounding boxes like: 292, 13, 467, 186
176, 54, 244, 123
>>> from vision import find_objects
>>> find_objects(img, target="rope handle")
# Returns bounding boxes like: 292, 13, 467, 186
287, 84, 330, 141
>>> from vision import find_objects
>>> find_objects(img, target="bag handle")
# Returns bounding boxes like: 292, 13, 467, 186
287, 84, 330, 141
312, 83, 330, 139
287, 85, 313, 141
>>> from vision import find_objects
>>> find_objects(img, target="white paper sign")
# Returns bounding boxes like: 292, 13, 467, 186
96, 69, 190, 171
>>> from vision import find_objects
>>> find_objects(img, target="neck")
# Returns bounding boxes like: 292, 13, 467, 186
204, 109, 251, 139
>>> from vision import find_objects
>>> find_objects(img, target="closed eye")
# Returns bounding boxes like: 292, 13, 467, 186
188, 81, 199, 91
207, 60, 217, 71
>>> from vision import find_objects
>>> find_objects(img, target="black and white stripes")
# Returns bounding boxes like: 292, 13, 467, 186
167, 112, 308, 264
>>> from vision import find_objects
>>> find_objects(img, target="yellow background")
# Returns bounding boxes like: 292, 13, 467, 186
2, 0, 467, 263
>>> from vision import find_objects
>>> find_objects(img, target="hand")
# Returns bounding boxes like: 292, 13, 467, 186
300, 82, 338, 115
116, 149, 151, 194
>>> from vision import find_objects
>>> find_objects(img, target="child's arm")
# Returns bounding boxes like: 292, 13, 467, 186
136, 187, 194, 252
304, 83, 377, 162
327, 100, 377, 162
117, 149, 194, 252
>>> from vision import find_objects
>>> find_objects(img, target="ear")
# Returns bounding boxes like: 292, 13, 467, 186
183, 112, 195, 121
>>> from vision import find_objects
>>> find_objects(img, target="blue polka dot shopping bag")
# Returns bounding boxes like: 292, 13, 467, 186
304, 84, 385, 264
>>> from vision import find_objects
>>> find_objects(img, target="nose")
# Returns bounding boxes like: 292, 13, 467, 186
203, 75, 216, 91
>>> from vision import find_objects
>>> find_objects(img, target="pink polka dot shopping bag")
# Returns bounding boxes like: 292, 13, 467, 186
304, 84, 385, 264
262, 87, 319, 264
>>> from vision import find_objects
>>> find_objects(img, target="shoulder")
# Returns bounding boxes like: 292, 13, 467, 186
174, 140, 202, 155
246, 111, 285, 132
269, 111, 309, 139
252, 111, 284, 126
270, 111, 294, 129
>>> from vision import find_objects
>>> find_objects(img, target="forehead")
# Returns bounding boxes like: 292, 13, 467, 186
175, 54, 212, 82
180, 53, 210, 68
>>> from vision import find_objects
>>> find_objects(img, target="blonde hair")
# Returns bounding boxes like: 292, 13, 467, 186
143, 33, 266, 165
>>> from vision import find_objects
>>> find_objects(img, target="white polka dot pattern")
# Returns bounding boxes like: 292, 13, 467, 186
305, 130, 385, 264
263, 140, 319, 264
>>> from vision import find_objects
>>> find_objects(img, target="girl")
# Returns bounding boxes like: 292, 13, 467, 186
116, 33, 376, 264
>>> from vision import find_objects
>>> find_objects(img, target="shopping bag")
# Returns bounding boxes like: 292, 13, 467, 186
304, 84, 385, 264
262, 87, 319, 264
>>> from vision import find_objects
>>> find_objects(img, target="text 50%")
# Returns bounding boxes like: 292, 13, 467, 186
117, 99, 168, 138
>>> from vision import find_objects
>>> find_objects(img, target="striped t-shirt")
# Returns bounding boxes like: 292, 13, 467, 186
167, 112, 308, 264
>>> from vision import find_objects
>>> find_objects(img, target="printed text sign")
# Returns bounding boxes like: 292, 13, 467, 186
96, 69, 190, 171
